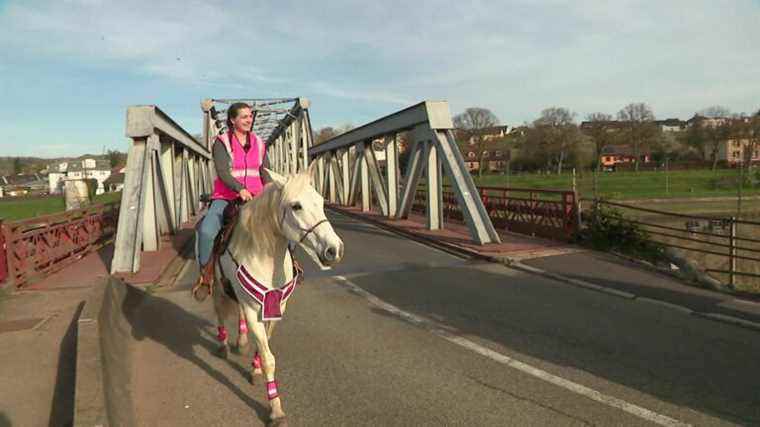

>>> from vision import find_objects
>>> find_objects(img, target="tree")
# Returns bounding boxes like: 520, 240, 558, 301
12, 157, 23, 175
533, 107, 579, 174
314, 127, 338, 145
453, 107, 499, 177
698, 105, 731, 118
106, 149, 126, 168
582, 112, 614, 170
704, 121, 732, 170
680, 124, 708, 161
736, 115, 760, 166
617, 102, 657, 172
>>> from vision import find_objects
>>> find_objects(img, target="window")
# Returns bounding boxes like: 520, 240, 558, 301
495, 150, 503, 157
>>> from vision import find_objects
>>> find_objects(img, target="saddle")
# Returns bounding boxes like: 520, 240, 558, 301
192, 200, 243, 302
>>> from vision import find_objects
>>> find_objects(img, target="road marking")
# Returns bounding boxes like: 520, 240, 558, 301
334, 275, 691, 427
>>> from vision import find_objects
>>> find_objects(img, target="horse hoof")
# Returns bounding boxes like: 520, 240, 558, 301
268, 415, 288, 427
248, 369, 263, 384
215, 345, 229, 359
232, 342, 249, 355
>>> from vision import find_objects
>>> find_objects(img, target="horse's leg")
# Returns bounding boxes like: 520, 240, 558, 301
211, 279, 233, 358
235, 305, 249, 353
243, 305, 286, 420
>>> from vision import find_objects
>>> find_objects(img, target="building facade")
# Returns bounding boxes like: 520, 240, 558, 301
48, 158, 112, 195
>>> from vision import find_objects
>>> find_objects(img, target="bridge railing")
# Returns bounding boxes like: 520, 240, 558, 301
412, 186, 578, 240
308, 101, 501, 245
111, 106, 213, 274
1, 202, 119, 287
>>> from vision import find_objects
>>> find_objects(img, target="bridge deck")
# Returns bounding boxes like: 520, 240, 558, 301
1, 212, 760, 425
127, 212, 757, 426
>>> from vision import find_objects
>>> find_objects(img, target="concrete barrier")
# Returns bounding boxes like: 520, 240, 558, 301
74, 277, 137, 427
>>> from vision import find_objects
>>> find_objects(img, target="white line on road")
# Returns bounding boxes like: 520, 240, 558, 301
333, 275, 692, 427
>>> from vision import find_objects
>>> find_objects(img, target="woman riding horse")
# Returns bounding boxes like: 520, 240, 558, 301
194, 102, 268, 298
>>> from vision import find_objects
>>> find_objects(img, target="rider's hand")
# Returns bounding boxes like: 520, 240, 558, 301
239, 189, 254, 201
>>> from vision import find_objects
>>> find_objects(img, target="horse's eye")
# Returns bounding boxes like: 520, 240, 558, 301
292, 203, 302, 211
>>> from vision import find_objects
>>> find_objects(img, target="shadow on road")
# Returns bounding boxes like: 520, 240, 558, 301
47, 301, 84, 427
114, 280, 270, 422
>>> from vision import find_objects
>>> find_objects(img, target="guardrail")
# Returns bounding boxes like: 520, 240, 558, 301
1, 202, 119, 288
412, 185, 578, 240
586, 199, 760, 290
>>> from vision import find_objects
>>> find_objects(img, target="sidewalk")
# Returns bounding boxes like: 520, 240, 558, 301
0, 218, 197, 426
330, 205, 760, 331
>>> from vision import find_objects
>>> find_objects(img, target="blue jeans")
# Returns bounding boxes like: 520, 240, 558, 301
198, 199, 229, 266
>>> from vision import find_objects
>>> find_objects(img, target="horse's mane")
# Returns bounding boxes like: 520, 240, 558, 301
229, 172, 312, 257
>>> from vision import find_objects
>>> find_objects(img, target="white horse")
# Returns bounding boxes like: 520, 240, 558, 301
210, 165, 343, 422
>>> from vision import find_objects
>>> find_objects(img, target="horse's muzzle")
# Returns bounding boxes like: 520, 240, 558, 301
320, 242, 343, 265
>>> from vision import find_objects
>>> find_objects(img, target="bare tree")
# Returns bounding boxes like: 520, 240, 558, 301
704, 121, 732, 170
533, 107, 578, 174
617, 102, 657, 172
453, 107, 499, 176
314, 127, 338, 145
583, 112, 614, 170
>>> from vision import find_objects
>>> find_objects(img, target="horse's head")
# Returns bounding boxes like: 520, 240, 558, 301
265, 165, 344, 268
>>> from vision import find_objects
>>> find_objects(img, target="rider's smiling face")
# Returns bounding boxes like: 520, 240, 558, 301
231, 107, 253, 133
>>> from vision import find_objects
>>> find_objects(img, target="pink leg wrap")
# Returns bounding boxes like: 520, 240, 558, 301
266, 380, 279, 400
216, 326, 228, 342
252, 353, 262, 369
239, 318, 248, 334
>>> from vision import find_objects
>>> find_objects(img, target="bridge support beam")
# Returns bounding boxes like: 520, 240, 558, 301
308, 101, 501, 245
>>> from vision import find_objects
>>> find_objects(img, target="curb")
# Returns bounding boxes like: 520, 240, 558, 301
74, 284, 108, 427
329, 206, 760, 334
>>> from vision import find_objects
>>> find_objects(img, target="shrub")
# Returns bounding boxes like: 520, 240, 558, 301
582, 202, 664, 262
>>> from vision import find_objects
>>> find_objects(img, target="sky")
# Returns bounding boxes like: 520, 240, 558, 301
0, 0, 759, 157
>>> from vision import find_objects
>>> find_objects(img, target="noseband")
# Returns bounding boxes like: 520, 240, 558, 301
297, 218, 329, 243
280, 209, 329, 243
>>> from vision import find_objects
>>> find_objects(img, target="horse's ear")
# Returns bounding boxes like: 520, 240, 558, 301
264, 168, 287, 187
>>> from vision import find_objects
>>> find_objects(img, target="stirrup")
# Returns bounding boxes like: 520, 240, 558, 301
192, 277, 213, 302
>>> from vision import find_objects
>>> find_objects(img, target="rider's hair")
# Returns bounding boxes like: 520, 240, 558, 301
227, 102, 254, 131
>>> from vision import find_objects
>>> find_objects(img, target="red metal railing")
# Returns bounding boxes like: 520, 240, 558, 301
412, 185, 578, 240
0, 202, 120, 288
0, 220, 7, 284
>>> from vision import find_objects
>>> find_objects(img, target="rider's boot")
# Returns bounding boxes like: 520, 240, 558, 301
191, 260, 215, 302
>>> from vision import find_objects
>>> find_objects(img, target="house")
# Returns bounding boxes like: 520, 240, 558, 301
48, 158, 112, 195
103, 166, 126, 192
599, 145, 652, 170
706, 138, 760, 165
0, 174, 48, 197
455, 125, 512, 145
460, 141, 512, 173
655, 118, 687, 132
580, 121, 630, 132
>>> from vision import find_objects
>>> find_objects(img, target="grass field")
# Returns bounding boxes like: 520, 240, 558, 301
471, 168, 760, 201
0, 191, 122, 222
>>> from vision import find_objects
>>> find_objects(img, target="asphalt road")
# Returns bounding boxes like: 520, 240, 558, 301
124, 212, 760, 426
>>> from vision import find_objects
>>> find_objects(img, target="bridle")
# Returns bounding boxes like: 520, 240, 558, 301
280, 209, 329, 244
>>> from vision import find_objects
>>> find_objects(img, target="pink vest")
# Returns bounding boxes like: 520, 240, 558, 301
212, 131, 266, 200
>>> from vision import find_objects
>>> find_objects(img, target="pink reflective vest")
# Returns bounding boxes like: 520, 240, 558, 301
211, 131, 266, 200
